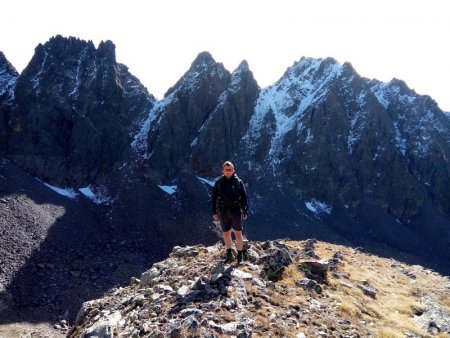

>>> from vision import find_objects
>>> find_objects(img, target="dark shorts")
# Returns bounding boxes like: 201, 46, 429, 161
220, 209, 242, 232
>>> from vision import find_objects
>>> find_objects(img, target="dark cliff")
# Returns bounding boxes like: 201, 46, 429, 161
6, 35, 154, 186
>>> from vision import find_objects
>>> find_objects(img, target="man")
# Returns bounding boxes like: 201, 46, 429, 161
212, 161, 248, 264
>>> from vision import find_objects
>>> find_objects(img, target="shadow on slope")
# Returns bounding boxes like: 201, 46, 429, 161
0, 157, 170, 325
242, 177, 450, 276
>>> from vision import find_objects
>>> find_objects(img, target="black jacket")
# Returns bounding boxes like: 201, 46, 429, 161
212, 174, 248, 215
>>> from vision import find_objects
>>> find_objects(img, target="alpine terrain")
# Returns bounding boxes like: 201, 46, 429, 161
1, 35, 450, 336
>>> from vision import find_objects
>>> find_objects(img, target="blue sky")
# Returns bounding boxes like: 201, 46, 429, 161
1, 0, 449, 111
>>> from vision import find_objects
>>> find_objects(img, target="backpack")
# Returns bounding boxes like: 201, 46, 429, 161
217, 175, 243, 209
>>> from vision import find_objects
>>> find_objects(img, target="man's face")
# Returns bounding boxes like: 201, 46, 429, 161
222, 165, 235, 178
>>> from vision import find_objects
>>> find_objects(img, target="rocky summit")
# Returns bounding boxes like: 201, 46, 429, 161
68, 240, 450, 337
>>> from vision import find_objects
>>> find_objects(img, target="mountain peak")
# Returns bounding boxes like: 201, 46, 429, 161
235, 59, 250, 72
0, 51, 19, 75
97, 40, 116, 61
389, 77, 409, 88
278, 56, 343, 85
296, 56, 340, 68
191, 51, 217, 69
43, 35, 96, 55
164, 51, 229, 97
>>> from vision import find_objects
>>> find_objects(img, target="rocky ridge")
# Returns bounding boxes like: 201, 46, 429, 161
68, 240, 450, 337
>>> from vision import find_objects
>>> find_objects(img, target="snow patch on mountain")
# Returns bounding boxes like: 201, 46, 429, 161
0, 52, 19, 100
395, 106, 448, 158
79, 186, 115, 205
131, 99, 166, 158
0, 76, 17, 99
31, 51, 49, 95
38, 179, 78, 199
179, 54, 228, 92
197, 176, 216, 187
305, 199, 332, 217
370, 80, 448, 158
347, 91, 368, 154
37, 178, 114, 204
68, 47, 90, 97
393, 121, 408, 156
0, 71, 17, 99
229, 61, 249, 93
388, 81, 417, 106
370, 81, 390, 109
158, 185, 177, 195
246, 58, 344, 166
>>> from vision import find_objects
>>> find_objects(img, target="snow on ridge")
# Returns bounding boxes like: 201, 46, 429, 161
0, 54, 19, 99
371, 79, 417, 109
0, 72, 17, 99
387, 80, 416, 106
370, 80, 448, 158
247, 58, 343, 165
229, 70, 243, 93
229, 61, 250, 93
370, 81, 390, 109
180, 59, 228, 91
131, 99, 168, 158
391, 103, 447, 158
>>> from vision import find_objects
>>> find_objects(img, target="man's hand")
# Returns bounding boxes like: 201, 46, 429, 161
241, 213, 248, 220
213, 214, 219, 221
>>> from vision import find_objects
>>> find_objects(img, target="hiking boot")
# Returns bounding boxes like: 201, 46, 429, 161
237, 250, 244, 264
224, 249, 233, 264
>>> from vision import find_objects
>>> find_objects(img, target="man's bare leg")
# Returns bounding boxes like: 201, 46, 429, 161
233, 230, 243, 251
223, 230, 233, 249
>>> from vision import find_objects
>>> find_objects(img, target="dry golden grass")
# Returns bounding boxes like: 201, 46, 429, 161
377, 328, 404, 338
337, 301, 360, 318
280, 240, 450, 337
442, 298, 450, 311
281, 261, 305, 287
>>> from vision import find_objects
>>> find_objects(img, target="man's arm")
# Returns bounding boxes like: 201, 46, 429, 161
212, 180, 219, 215
239, 180, 248, 215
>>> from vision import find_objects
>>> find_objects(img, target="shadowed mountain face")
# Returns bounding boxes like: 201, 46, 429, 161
3, 35, 155, 187
1, 36, 450, 325
0, 51, 18, 154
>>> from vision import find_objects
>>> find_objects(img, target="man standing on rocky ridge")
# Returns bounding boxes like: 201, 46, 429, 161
212, 161, 249, 264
